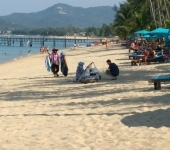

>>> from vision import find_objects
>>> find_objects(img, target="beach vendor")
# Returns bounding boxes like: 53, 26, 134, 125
76, 62, 85, 81
105, 59, 119, 80
49, 48, 61, 77
60, 52, 69, 76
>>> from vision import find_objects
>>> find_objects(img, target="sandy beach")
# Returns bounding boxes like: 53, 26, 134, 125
0, 44, 170, 150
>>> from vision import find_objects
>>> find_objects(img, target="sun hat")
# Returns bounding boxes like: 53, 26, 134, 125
52, 48, 58, 51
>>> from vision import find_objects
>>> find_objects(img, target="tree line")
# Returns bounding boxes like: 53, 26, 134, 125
11, 24, 116, 37
113, 0, 170, 39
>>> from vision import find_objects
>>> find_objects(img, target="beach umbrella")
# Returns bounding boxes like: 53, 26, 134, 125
142, 35, 162, 40
148, 28, 168, 36
141, 35, 151, 39
135, 30, 149, 35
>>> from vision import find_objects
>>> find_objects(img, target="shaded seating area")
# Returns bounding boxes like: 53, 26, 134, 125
131, 55, 167, 66
148, 75, 170, 90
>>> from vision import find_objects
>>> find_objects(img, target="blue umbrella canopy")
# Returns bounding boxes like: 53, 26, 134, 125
148, 28, 168, 36
135, 30, 149, 35
142, 35, 162, 40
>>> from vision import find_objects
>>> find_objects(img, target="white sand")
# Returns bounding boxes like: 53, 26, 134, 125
0, 44, 170, 150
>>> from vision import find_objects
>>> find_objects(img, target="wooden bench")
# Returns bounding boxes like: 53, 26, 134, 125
148, 76, 170, 90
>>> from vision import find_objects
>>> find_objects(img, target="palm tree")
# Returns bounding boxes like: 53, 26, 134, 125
113, 0, 170, 38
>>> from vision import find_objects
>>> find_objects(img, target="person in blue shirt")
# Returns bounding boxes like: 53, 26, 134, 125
105, 59, 119, 80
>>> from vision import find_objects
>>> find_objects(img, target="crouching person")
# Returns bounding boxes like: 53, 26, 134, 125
105, 59, 119, 80
76, 62, 85, 81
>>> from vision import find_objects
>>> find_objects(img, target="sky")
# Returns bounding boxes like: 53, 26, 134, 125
0, 0, 125, 16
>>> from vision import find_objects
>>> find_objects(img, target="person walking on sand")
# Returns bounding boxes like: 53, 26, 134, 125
49, 48, 61, 77
105, 59, 119, 80
106, 40, 109, 49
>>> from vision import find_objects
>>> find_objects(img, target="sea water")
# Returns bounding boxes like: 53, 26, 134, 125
0, 40, 86, 64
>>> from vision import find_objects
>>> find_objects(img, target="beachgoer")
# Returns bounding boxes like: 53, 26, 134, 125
28, 50, 31, 54
74, 43, 77, 49
20, 51, 22, 56
46, 46, 50, 53
4, 53, 6, 55
129, 41, 138, 52
60, 52, 69, 76
106, 40, 108, 49
76, 62, 85, 81
130, 42, 135, 49
105, 59, 119, 80
149, 49, 156, 59
142, 49, 149, 65
49, 48, 61, 77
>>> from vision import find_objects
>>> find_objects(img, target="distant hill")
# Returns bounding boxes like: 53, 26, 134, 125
0, 19, 21, 30
0, 3, 114, 29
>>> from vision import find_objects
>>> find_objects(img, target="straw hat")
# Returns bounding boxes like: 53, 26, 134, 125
52, 48, 58, 51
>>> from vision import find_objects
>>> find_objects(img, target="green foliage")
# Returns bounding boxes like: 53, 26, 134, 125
113, 0, 170, 39
0, 19, 21, 30
164, 20, 170, 28
12, 27, 84, 36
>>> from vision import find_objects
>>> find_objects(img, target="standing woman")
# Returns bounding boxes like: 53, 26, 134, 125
50, 48, 61, 77
60, 52, 69, 76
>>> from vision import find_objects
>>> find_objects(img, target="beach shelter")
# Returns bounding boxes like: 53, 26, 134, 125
165, 27, 170, 44
135, 30, 149, 35
142, 35, 161, 40
148, 28, 168, 36
141, 35, 151, 39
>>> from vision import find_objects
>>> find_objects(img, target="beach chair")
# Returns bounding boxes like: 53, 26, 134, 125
129, 54, 144, 60
148, 75, 170, 90
147, 55, 166, 63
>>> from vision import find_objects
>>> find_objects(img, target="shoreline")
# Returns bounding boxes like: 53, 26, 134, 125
0, 44, 87, 65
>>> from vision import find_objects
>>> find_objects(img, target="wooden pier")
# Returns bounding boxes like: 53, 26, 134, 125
0, 36, 100, 47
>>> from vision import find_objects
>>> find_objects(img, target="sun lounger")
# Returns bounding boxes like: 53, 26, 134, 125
129, 54, 143, 59
129, 48, 138, 53
147, 55, 166, 63
148, 75, 170, 90
131, 55, 167, 66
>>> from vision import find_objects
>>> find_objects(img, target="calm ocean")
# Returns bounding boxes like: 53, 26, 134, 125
0, 39, 86, 64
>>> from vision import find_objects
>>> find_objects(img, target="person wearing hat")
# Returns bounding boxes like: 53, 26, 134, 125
76, 62, 85, 81
50, 48, 61, 77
